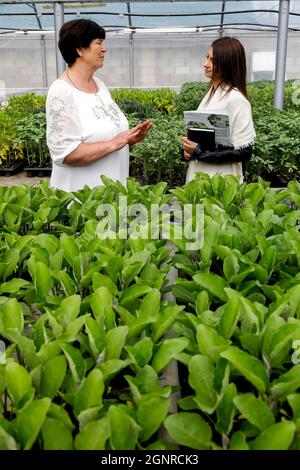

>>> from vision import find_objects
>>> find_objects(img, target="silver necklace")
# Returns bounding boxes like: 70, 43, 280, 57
66, 68, 98, 94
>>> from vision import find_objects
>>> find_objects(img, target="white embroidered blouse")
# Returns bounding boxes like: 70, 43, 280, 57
46, 77, 129, 192
186, 85, 256, 182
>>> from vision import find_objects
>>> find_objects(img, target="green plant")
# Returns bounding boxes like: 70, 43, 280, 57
111, 87, 177, 114
15, 112, 51, 168
172, 81, 209, 116
1, 177, 300, 449
0, 93, 47, 168
245, 107, 300, 183
129, 114, 186, 186
0, 108, 24, 167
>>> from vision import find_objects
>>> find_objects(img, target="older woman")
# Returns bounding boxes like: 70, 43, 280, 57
183, 36, 256, 181
46, 19, 151, 192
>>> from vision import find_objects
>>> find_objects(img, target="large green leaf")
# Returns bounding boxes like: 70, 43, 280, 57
271, 365, 300, 399
58, 270, 77, 296
17, 398, 51, 450
229, 431, 249, 450
41, 417, 73, 450
10, 333, 40, 369
225, 289, 260, 331
74, 369, 104, 415
40, 355, 67, 399
233, 393, 274, 431
196, 324, 230, 363
85, 317, 105, 357
219, 297, 240, 339
287, 393, 300, 420
2, 298, 24, 333
32, 233, 58, 256
105, 326, 128, 360
137, 393, 169, 442
121, 251, 150, 287
55, 295, 81, 328
35, 261, 53, 301
0, 279, 30, 295
188, 355, 218, 414
109, 405, 139, 450
61, 343, 86, 384
99, 359, 129, 383
0, 426, 18, 450
152, 305, 184, 343
140, 289, 161, 319
200, 222, 219, 265
262, 314, 285, 358
220, 347, 268, 393
60, 234, 79, 267
75, 418, 109, 450
152, 338, 189, 373
193, 272, 228, 302
216, 383, 237, 435
196, 290, 209, 316
61, 315, 90, 342
250, 421, 295, 450
5, 362, 35, 410
92, 272, 118, 296
164, 412, 212, 450
126, 337, 153, 369
91, 286, 113, 327
47, 403, 74, 432
260, 245, 276, 276
223, 252, 240, 281
120, 284, 152, 307
0, 248, 19, 280
269, 323, 299, 366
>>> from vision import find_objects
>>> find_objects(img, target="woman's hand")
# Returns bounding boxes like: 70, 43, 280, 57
183, 137, 198, 161
111, 120, 152, 151
128, 120, 152, 145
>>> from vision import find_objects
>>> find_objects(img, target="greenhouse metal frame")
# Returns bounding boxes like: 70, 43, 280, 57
0, 0, 294, 108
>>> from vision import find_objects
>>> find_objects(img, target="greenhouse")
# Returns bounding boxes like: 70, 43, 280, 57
1, 0, 300, 456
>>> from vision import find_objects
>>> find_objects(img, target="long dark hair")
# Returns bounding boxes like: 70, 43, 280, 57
206, 36, 248, 104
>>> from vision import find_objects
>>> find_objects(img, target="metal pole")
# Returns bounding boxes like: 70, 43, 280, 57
126, 1, 134, 88
128, 32, 135, 89
40, 35, 48, 89
31, 2, 48, 90
274, 0, 290, 110
54, 2, 65, 77
219, 0, 226, 38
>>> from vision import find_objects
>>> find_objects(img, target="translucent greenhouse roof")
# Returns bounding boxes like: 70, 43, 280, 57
0, 1, 300, 33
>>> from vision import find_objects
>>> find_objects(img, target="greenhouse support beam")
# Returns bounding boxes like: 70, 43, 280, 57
40, 35, 48, 89
274, 0, 290, 110
54, 2, 65, 77
129, 32, 135, 88
31, 2, 49, 89
219, 0, 226, 37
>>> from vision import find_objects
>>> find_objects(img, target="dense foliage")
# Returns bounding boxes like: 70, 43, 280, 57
0, 93, 50, 169
1, 176, 300, 449
0, 80, 299, 184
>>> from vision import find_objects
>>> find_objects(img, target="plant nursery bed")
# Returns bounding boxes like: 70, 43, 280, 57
24, 167, 52, 177
0, 163, 24, 176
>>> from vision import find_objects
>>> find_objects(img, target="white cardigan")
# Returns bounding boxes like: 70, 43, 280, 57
186, 85, 256, 182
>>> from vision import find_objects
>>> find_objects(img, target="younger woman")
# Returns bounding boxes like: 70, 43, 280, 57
183, 36, 256, 181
